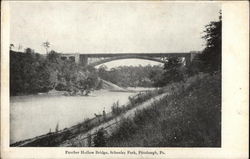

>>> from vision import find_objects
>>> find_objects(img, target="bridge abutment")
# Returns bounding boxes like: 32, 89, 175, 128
79, 55, 89, 66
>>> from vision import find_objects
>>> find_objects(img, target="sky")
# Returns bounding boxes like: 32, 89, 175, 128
10, 1, 220, 67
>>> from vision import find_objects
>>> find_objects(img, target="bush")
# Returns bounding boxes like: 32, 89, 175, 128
111, 101, 123, 116
134, 106, 160, 128
55, 83, 67, 91
93, 128, 107, 147
109, 118, 137, 143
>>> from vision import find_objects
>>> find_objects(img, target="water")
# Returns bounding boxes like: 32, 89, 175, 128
10, 90, 137, 144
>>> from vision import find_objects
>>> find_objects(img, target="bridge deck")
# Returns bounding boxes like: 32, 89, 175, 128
61, 53, 191, 57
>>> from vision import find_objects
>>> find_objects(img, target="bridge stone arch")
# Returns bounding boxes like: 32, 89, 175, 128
88, 55, 166, 67
60, 52, 198, 67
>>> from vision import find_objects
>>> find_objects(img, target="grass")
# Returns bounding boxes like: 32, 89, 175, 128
111, 89, 165, 116
106, 72, 221, 147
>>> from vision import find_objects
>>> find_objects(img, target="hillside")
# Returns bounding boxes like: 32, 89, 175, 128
105, 72, 221, 147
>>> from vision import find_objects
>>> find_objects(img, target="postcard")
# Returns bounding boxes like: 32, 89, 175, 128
1, 1, 249, 159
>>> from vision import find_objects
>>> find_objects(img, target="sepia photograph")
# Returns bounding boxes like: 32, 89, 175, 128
8, 1, 222, 147
1, 1, 249, 158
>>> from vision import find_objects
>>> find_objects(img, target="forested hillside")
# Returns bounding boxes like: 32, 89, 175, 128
10, 50, 100, 96
10, 50, 166, 95
97, 65, 164, 88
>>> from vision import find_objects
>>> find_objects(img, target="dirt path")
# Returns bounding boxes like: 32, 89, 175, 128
59, 92, 169, 147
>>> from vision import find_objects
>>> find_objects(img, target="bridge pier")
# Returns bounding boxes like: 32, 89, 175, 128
79, 55, 88, 66
75, 54, 80, 63
185, 52, 197, 66
185, 54, 191, 66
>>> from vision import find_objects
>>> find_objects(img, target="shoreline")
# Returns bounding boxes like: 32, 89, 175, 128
10, 88, 160, 146
10, 87, 155, 97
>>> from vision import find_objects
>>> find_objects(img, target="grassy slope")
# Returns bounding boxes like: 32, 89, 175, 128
106, 72, 221, 147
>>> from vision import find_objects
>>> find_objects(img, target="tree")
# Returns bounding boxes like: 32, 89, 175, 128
84, 75, 99, 95
47, 50, 60, 64
163, 57, 184, 84
150, 57, 184, 87
24, 48, 34, 54
18, 44, 23, 51
55, 122, 59, 132
149, 68, 165, 87
164, 57, 183, 70
10, 44, 14, 51
201, 11, 222, 72
42, 41, 51, 54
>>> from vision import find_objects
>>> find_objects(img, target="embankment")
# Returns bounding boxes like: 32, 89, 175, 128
106, 72, 221, 147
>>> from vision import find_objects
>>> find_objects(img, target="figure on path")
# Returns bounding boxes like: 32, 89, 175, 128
103, 107, 106, 121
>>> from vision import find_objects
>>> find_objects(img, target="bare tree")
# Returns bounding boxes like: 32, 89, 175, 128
55, 122, 59, 132
9, 44, 14, 51
18, 44, 23, 51
42, 41, 50, 54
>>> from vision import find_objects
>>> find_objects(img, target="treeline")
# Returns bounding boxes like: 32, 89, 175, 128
97, 65, 164, 88
10, 49, 100, 96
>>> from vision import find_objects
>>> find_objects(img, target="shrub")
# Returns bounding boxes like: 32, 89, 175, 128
93, 128, 107, 147
109, 118, 137, 143
111, 101, 123, 116
55, 83, 67, 91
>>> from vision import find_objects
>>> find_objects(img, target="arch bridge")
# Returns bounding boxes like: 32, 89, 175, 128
60, 52, 198, 67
